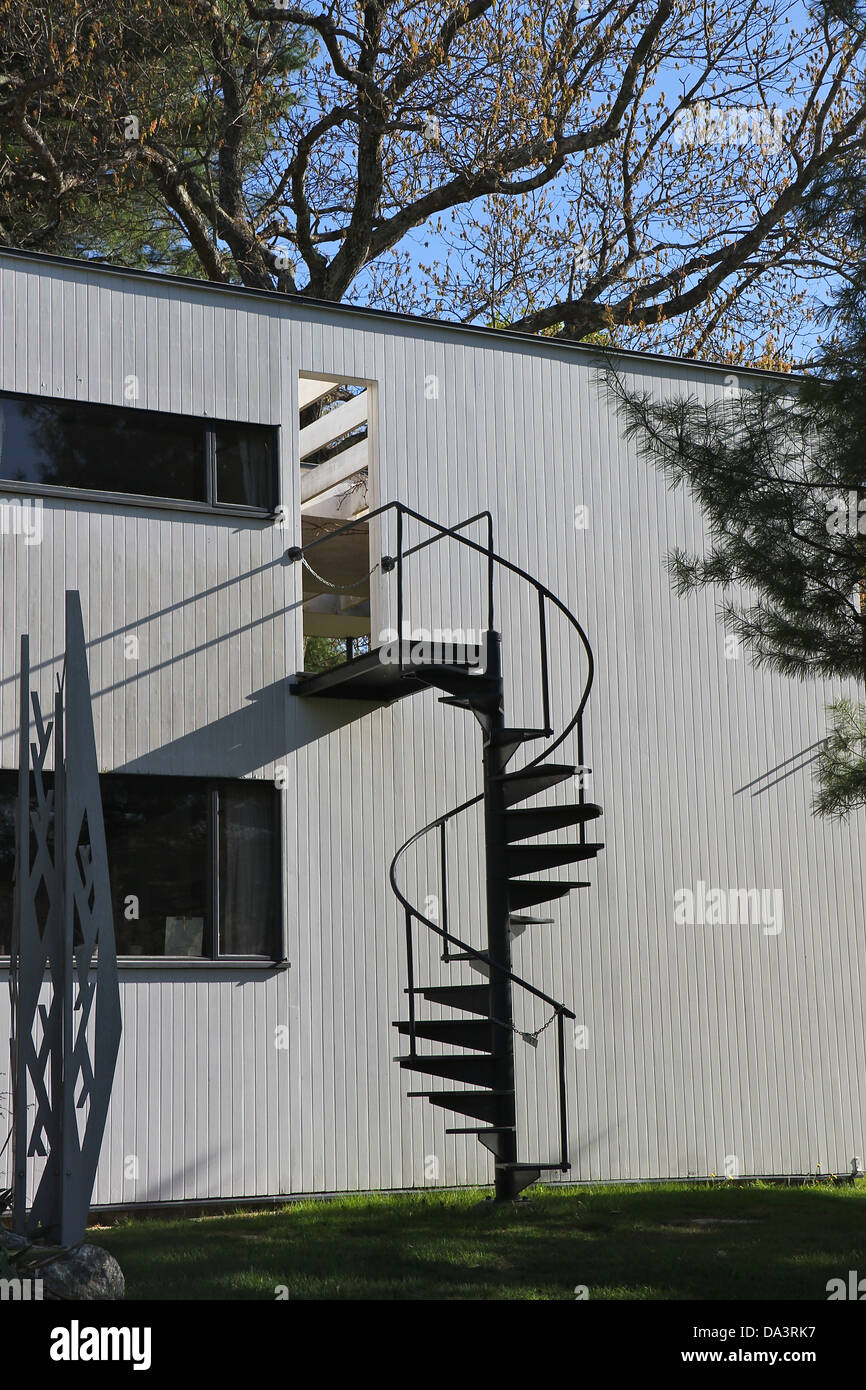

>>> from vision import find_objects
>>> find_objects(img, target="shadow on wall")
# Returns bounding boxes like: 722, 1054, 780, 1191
733, 741, 826, 798
1, 549, 380, 775
96, 1136, 263, 1209
118, 680, 379, 777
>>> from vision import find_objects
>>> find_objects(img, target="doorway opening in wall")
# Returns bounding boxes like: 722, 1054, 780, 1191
298, 374, 374, 673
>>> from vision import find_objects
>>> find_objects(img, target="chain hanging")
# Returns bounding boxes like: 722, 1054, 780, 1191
300, 555, 380, 591
491, 1009, 558, 1048
518, 1011, 558, 1048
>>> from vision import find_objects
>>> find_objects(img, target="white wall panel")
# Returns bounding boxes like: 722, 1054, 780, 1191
0, 250, 863, 1205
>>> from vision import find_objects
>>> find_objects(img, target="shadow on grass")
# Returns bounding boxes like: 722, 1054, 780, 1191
92, 1182, 866, 1301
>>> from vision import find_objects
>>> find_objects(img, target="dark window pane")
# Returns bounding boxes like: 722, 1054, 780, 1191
0, 393, 207, 502
0, 773, 16, 956
214, 424, 273, 507
218, 782, 279, 955
102, 777, 209, 957
0, 772, 279, 960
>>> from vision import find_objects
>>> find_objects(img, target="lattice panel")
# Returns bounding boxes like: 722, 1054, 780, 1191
9, 592, 121, 1246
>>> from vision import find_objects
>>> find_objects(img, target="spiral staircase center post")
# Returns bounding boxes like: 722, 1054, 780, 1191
481, 631, 519, 1199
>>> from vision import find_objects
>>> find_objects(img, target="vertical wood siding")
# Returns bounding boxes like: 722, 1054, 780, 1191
0, 253, 863, 1204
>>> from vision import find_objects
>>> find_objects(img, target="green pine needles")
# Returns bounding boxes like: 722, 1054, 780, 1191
605, 152, 866, 817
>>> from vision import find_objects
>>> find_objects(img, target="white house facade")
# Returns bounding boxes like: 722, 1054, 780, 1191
0, 247, 863, 1208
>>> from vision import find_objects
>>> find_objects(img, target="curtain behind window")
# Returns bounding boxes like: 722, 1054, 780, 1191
219, 783, 278, 954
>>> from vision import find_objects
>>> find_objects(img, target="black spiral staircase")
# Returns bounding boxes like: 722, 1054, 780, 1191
289, 503, 602, 1199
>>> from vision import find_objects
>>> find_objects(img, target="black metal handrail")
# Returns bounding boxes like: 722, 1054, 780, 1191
388, 806, 578, 1018
289, 499, 594, 770
288, 499, 596, 1171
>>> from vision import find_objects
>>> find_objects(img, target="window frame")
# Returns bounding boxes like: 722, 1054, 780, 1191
0, 771, 287, 970
0, 388, 280, 519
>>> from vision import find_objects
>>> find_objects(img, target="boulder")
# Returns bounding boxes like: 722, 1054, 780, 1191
1, 1230, 124, 1300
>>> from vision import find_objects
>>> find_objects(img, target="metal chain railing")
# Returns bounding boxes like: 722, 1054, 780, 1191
299, 554, 380, 590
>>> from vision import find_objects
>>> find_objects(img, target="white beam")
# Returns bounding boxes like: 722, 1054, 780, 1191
303, 594, 370, 615
301, 493, 369, 521
298, 377, 340, 409
300, 438, 369, 503
299, 391, 367, 460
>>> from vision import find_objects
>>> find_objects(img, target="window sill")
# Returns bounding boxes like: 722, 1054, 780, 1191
0, 477, 276, 521
0, 956, 290, 972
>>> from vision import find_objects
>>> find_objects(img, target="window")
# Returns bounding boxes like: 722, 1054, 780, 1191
0, 772, 281, 961
101, 777, 209, 957
218, 781, 280, 956
0, 390, 277, 511
214, 422, 274, 509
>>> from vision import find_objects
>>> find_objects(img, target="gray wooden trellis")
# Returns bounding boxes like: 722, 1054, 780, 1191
8, 590, 121, 1246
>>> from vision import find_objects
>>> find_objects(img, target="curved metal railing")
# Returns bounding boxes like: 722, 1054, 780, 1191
289, 500, 596, 1166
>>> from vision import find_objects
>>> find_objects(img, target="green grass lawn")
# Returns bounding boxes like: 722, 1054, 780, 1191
91, 1180, 866, 1300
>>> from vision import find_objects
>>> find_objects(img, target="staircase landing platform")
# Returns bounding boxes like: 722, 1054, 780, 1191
290, 646, 481, 702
